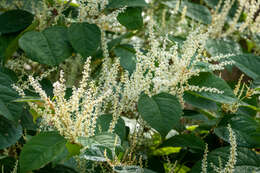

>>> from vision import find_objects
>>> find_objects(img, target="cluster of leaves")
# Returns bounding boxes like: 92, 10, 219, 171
0, 0, 260, 173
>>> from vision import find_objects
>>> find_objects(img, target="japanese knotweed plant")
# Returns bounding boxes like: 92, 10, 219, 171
0, 0, 260, 173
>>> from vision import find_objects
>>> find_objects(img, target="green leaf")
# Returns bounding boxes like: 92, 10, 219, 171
0, 69, 23, 122
0, 116, 23, 149
33, 164, 78, 173
230, 54, 260, 80
183, 92, 218, 111
20, 109, 37, 131
203, 0, 219, 9
205, 38, 242, 56
214, 114, 260, 148
114, 166, 157, 173
138, 93, 183, 137
19, 131, 67, 173
0, 34, 15, 63
163, 1, 212, 24
78, 133, 120, 149
78, 133, 121, 162
68, 22, 101, 58
66, 142, 82, 158
188, 72, 237, 104
95, 114, 126, 141
107, 0, 148, 9
191, 147, 260, 173
160, 134, 205, 152
0, 10, 34, 34
19, 26, 73, 66
152, 147, 182, 156
114, 44, 136, 74
117, 7, 143, 30
4, 19, 39, 64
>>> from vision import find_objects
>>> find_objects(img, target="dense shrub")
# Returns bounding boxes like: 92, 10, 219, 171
0, 0, 260, 172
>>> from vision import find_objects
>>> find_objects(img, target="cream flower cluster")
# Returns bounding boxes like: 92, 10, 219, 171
20, 58, 112, 143
13, 3, 236, 144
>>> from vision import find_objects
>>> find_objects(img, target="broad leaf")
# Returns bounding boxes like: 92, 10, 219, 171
117, 7, 143, 30
0, 116, 23, 149
114, 44, 136, 74
4, 20, 39, 64
114, 166, 157, 173
0, 69, 23, 122
160, 134, 205, 152
230, 54, 260, 80
107, 0, 148, 9
191, 147, 260, 173
183, 92, 218, 111
78, 133, 120, 149
0, 10, 34, 34
163, 1, 212, 24
188, 72, 237, 104
214, 114, 260, 148
0, 34, 15, 62
19, 26, 72, 66
205, 38, 242, 56
138, 93, 183, 137
78, 133, 121, 162
68, 22, 101, 58
19, 131, 67, 173
34, 164, 78, 173
95, 114, 126, 141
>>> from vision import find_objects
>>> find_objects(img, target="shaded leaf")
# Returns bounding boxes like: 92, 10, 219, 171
163, 1, 212, 24
230, 54, 260, 80
0, 10, 34, 34
160, 134, 205, 152
0, 116, 22, 149
138, 93, 183, 137
191, 147, 260, 173
107, 0, 148, 9
114, 44, 136, 74
0, 69, 23, 122
68, 22, 101, 58
19, 131, 67, 173
205, 38, 242, 56
214, 114, 260, 148
188, 72, 237, 104
95, 114, 126, 141
117, 7, 143, 30
19, 26, 72, 66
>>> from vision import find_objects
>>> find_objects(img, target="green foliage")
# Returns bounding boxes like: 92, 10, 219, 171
0, 0, 260, 173
68, 22, 101, 58
191, 147, 260, 173
114, 44, 136, 74
19, 131, 67, 173
117, 7, 143, 30
107, 0, 148, 9
0, 116, 22, 149
19, 26, 73, 66
0, 10, 34, 34
95, 114, 126, 141
188, 72, 237, 104
138, 93, 183, 137
163, 0, 212, 24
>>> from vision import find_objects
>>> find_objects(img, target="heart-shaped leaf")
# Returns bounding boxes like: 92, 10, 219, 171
0, 10, 34, 34
68, 22, 101, 58
0, 116, 23, 149
138, 93, 183, 137
19, 131, 67, 173
19, 26, 73, 66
